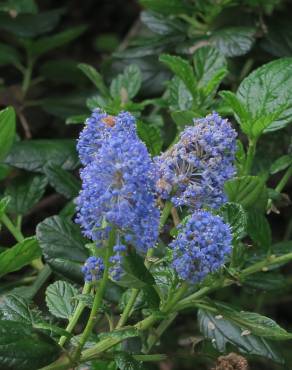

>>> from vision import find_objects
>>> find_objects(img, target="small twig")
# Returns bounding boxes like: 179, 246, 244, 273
18, 109, 32, 139
117, 19, 141, 52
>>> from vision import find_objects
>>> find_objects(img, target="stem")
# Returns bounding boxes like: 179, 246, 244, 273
275, 164, 292, 193
1, 213, 25, 242
59, 283, 91, 346
116, 288, 139, 329
1, 213, 44, 271
74, 229, 116, 359
146, 313, 177, 353
240, 252, 292, 278
243, 138, 257, 175
22, 56, 34, 96
159, 200, 173, 230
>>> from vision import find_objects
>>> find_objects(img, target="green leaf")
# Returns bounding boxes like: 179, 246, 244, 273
0, 106, 16, 162
110, 65, 142, 101
224, 176, 267, 209
171, 110, 196, 130
29, 25, 87, 57
193, 46, 227, 94
210, 27, 255, 57
237, 58, 292, 132
5, 139, 79, 173
0, 8, 64, 38
0, 43, 21, 67
0, 196, 10, 218
219, 203, 247, 240
247, 210, 272, 251
40, 60, 87, 86
136, 121, 162, 156
36, 216, 88, 282
65, 114, 88, 125
198, 309, 284, 364
151, 264, 179, 302
139, 0, 192, 15
115, 352, 145, 370
141, 10, 185, 35
0, 294, 42, 325
5, 174, 47, 215
219, 91, 251, 135
244, 272, 287, 292
44, 164, 80, 199
0, 0, 38, 15
270, 155, 292, 174
78, 63, 109, 97
0, 320, 61, 369
167, 76, 193, 111
0, 237, 41, 278
45, 281, 78, 320
118, 250, 155, 289
213, 301, 292, 341
159, 54, 197, 97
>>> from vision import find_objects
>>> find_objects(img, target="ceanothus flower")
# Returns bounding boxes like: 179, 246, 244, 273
77, 109, 137, 166
82, 256, 104, 282
169, 210, 232, 284
155, 112, 237, 209
75, 120, 160, 256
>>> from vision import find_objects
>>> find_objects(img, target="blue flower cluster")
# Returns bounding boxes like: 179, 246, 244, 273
77, 109, 136, 166
169, 210, 232, 283
82, 256, 104, 282
156, 112, 237, 209
76, 110, 160, 281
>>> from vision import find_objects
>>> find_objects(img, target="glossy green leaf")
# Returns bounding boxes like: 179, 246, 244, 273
118, 250, 155, 289
270, 155, 292, 174
168, 76, 193, 111
110, 65, 142, 101
0, 294, 42, 325
160, 54, 196, 97
29, 25, 87, 57
5, 139, 79, 173
139, 0, 191, 15
237, 58, 292, 132
5, 174, 47, 215
115, 352, 145, 370
247, 210, 272, 251
0, 320, 61, 369
0, 43, 21, 67
193, 46, 227, 94
198, 309, 284, 364
0, 0, 38, 14
214, 301, 292, 341
219, 202, 247, 240
36, 216, 88, 282
224, 176, 267, 209
0, 8, 64, 37
45, 280, 78, 320
136, 121, 162, 156
0, 237, 41, 278
210, 27, 255, 57
141, 10, 185, 35
44, 164, 80, 199
0, 196, 10, 218
0, 106, 16, 162
78, 63, 109, 97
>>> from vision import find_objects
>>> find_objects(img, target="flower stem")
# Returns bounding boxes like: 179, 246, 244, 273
116, 288, 139, 329
243, 138, 257, 175
74, 229, 116, 360
59, 283, 91, 347
159, 200, 173, 230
